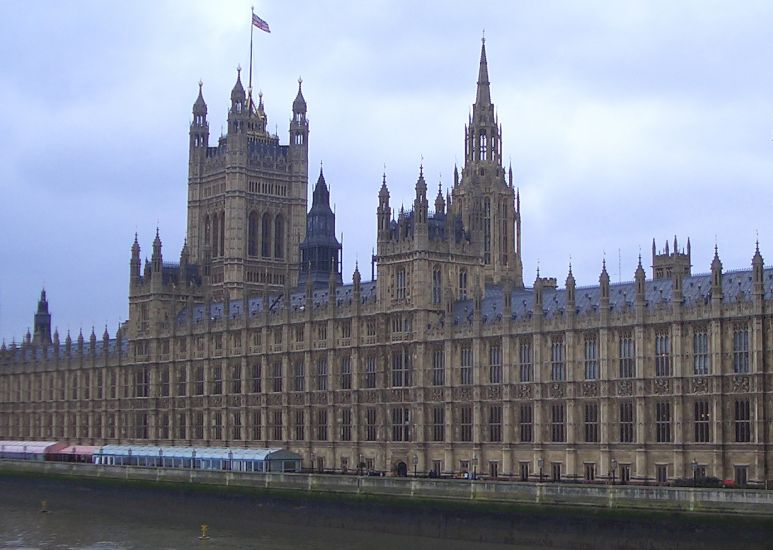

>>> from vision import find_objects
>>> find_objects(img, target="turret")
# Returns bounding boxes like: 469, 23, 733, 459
33, 288, 52, 346
599, 259, 610, 304
377, 174, 391, 241
565, 263, 576, 307
413, 164, 429, 226
189, 80, 209, 159
228, 67, 247, 136
635, 255, 646, 304
298, 167, 342, 288
151, 228, 163, 274
289, 78, 309, 176
130, 234, 141, 286
752, 241, 764, 297
434, 182, 445, 216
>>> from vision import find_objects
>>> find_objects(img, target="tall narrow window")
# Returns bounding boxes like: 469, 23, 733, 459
551, 336, 565, 381
396, 268, 406, 300
489, 343, 502, 384
459, 406, 473, 442
212, 213, 219, 257
460, 345, 473, 385
211, 366, 222, 395
365, 408, 377, 441
391, 348, 411, 387
315, 358, 328, 391
655, 402, 671, 443
693, 327, 710, 375
365, 356, 377, 389
231, 365, 242, 394
459, 269, 467, 300
316, 409, 328, 441
551, 403, 566, 442
432, 349, 445, 386
251, 410, 261, 441
341, 408, 352, 441
248, 211, 259, 256
694, 400, 710, 443
271, 362, 282, 393
584, 402, 599, 442
261, 213, 271, 258
519, 404, 533, 442
584, 335, 598, 380
391, 407, 410, 441
271, 409, 283, 441
619, 401, 634, 443
488, 404, 502, 442
431, 406, 445, 442
619, 331, 635, 378
519, 339, 533, 382
734, 399, 751, 442
250, 363, 261, 393
655, 329, 671, 377
219, 211, 225, 256
293, 361, 305, 392
733, 323, 750, 374
432, 266, 442, 305
274, 215, 284, 258
340, 357, 352, 390
483, 197, 491, 264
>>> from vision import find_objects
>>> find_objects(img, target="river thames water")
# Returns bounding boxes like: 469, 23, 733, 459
1, 475, 771, 549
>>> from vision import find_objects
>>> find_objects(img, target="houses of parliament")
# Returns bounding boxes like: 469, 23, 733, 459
1, 40, 771, 486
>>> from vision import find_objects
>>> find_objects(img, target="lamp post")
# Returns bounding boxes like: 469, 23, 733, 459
691, 459, 698, 488
471, 455, 478, 480
538, 458, 544, 483
610, 458, 617, 486
311, 453, 315, 474
412, 454, 418, 478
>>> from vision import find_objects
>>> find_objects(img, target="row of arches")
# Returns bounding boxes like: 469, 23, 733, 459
204, 212, 225, 257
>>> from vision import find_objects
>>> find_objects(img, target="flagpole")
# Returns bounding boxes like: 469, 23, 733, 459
249, 6, 254, 92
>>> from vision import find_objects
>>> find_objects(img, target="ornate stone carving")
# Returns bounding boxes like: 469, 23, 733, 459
617, 380, 633, 396
581, 382, 598, 398
291, 392, 305, 405
337, 391, 352, 404
549, 383, 564, 399
653, 379, 670, 395
517, 384, 532, 399
486, 385, 502, 400
430, 388, 443, 401
732, 375, 750, 393
311, 392, 328, 405
691, 377, 709, 394
267, 393, 281, 406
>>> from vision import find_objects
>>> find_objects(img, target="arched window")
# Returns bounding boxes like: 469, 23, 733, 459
274, 215, 284, 258
432, 266, 442, 305
479, 130, 487, 161
212, 213, 219, 257
204, 215, 211, 248
261, 213, 271, 258
248, 211, 259, 257
459, 269, 468, 300
483, 197, 491, 265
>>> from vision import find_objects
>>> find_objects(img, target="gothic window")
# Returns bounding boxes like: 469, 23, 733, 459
261, 213, 271, 257
248, 211, 259, 256
365, 356, 377, 389
391, 348, 411, 387
432, 266, 442, 305
431, 406, 445, 442
584, 402, 599, 443
340, 408, 352, 441
219, 211, 225, 255
274, 214, 284, 258
271, 362, 282, 393
551, 403, 566, 442
391, 407, 411, 441
694, 400, 710, 443
459, 269, 468, 300
655, 401, 671, 443
365, 408, 377, 441
619, 401, 634, 443
489, 343, 502, 384
212, 213, 219, 257
733, 323, 750, 373
550, 336, 565, 381
735, 399, 751, 442
204, 215, 211, 248
655, 329, 671, 377
340, 357, 352, 390
316, 409, 328, 441
231, 365, 242, 394
460, 345, 473, 385
293, 361, 305, 392
251, 410, 261, 441
293, 410, 304, 441
519, 338, 533, 382
693, 327, 710, 375
432, 349, 444, 386
584, 335, 598, 380
315, 358, 328, 391
459, 406, 473, 442
519, 404, 533, 442
479, 130, 487, 161
396, 268, 406, 301
488, 404, 502, 442
619, 331, 635, 378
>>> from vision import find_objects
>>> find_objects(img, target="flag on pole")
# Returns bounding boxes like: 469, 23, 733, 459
252, 13, 270, 33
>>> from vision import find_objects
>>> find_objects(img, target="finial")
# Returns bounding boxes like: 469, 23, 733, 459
237, 64, 241, 74
482, 28, 485, 44
198, 79, 203, 90
298, 76, 303, 86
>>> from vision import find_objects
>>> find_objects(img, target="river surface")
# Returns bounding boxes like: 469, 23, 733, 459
0, 475, 771, 549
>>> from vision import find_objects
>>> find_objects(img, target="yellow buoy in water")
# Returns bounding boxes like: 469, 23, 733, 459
199, 523, 209, 540
40, 500, 48, 513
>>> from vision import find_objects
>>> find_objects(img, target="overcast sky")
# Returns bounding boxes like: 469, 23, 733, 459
0, 1, 771, 343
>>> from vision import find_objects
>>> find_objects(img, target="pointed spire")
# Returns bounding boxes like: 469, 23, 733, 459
193, 79, 207, 115
132, 233, 140, 256
476, 35, 491, 106
293, 76, 307, 113
508, 163, 513, 187
231, 65, 245, 102
435, 180, 445, 215
453, 163, 459, 187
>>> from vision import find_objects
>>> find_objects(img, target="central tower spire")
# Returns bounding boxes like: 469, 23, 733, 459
476, 37, 491, 107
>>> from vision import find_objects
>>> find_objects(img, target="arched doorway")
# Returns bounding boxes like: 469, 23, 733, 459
396, 461, 408, 477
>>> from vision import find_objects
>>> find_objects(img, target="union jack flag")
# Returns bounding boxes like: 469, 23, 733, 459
252, 13, 270, 33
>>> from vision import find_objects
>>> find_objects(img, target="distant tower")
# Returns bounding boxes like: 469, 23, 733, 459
298, 167, 342, 287
33, 289, 52, 346
451, 38, 523, 287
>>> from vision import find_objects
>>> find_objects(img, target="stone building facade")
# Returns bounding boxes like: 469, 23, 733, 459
1, 41, 771, 486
